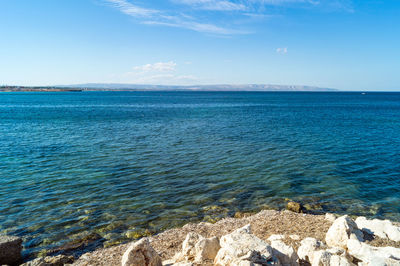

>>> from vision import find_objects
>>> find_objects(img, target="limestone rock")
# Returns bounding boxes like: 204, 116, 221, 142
355, 217, 400, 242
268, 235, 285, 242
270, 239, 299, 266
325, 215, 363, 249
180, 233, 203, 261
21, 255, 74, 266
311, 250, 352, 266
162, 260, 194, 266
171, 232, 220, 264
194, 236, 220, 262
347, 239, 400, 265
121, 238, 162, 266
325, 213, 336, 223
214, 224, 279, 265
298, 238, 353, 266
287, 202, 302, 213
297, 238, 325, 262
0, 235, 22, 265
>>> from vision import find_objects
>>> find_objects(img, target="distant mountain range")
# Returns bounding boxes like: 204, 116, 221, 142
66, 83, 337, 91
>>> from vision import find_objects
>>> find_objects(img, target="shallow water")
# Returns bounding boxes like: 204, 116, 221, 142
1, 91, 399, 256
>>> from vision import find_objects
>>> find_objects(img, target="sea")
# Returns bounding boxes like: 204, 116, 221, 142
1, 91, 399, 257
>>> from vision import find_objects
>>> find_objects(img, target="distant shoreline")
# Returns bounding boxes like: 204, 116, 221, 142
0, 83, 337, 92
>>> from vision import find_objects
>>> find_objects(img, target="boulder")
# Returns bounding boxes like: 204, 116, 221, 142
355, 217, 400, 242
325, 213, 336, 223
298, 238, 353, 266
171, 233, 220, 264
269, 239, 299, 266
121, 238, 162, 266
297, 238, 325, 262
179, 233, 203, 261
286, 202, 302, 213
21, 255, 74, 266
347, 239, 400, 265
162, 261, 194, 266
194, 236, 220, 262
311, 250, 352, 266
325, 215, 363, 249
268, 235, 285, 242
0, 235, 22, 265
214, 224, 279, 265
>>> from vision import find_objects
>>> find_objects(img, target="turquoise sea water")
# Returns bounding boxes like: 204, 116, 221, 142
1, 91, 400, 257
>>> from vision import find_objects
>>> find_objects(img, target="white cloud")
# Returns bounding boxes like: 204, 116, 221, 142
134, 61, 177, 72
105, 0, 243, 35
276, 47, 288, 54
173, 0, 246, 11
105, 0, 353, 35
112, 61, 198, 84
143, 20, 246, 35
106, 0, 158, 17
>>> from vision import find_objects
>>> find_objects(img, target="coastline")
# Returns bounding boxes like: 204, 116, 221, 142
68, 209, 400, 265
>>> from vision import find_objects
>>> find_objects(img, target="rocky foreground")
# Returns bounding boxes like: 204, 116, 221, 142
2, 209, 400, 266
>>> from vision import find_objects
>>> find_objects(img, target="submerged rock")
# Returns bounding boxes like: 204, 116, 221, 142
21, 254, 74, 266
47, 232, 104, 257
0, 235, 22, 265
286, 202, 302, 213
121, 238, 162, 266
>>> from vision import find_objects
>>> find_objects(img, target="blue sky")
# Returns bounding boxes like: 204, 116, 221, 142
0, 0, 399, 90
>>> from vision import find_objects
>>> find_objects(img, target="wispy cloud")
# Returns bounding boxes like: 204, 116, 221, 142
173, 0, 247, 11
134, 61, 177, 72
276, 47, 288, 54
142, 20, 246, 35
105, 0, 243, 34
105, 0, 353, 35
113, 61, 198, 84
106, 0, 158, 17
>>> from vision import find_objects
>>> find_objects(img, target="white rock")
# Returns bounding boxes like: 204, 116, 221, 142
194, 236, 220, 262
298, 238, 352, 266
347, 239, 400, 265
214, 224, 279, 265
268, 234, 285, 241
180, 232, 203, 261
162, 260, 194, 266
289, 235, 300, 241
312, 250, 353, 266
297, 237, 324, 262
355, 216, 400, 242
325, 215, 363, 249
270, 240, 299, 266
168, 233, 220, 265
121, 238, 162, 266
325, 213, 337, 223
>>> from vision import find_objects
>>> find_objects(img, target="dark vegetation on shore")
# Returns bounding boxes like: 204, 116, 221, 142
0, 86, 82, 92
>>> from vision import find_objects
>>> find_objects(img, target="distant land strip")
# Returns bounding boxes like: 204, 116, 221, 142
0, 84, 337, 92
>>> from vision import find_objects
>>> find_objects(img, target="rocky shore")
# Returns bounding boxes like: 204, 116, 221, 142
2, 208, 400, 266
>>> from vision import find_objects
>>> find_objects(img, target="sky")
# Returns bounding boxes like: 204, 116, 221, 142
0, 0, 399, 90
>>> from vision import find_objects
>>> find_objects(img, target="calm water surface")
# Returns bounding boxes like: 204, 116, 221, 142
1, 91, 399, 256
